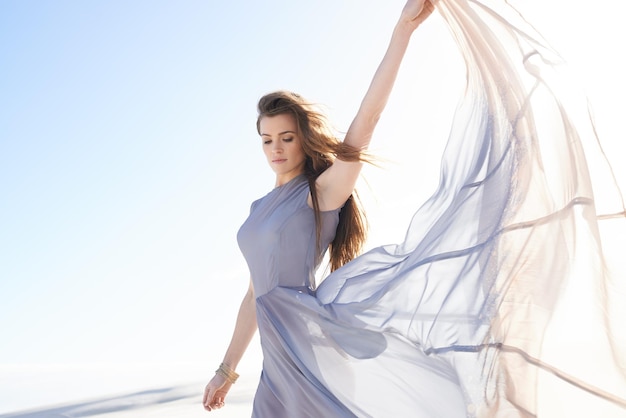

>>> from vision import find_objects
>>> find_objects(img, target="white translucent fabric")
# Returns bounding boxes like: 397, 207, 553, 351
240, 0, 626, 416
320, 0, 626, 415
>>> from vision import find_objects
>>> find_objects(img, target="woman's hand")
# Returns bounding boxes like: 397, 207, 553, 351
203, 374, 232, 412
401, 0, 435, 30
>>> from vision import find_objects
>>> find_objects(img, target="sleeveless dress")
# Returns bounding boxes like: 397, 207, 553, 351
236, 1, 626, 416
238, 176, 468, 417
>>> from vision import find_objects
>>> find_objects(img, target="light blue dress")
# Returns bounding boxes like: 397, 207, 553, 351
238, 176, 470, 417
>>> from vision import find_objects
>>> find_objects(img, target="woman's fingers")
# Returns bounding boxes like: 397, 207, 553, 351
214, 396, 225, 408
410, 0, 435, 27
203, 380, 230, 412
402, 0, 426, 21
203, 385, 216, 411
400, 0, 435, 30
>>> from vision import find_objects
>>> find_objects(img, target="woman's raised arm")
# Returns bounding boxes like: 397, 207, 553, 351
315, 0, 434, 211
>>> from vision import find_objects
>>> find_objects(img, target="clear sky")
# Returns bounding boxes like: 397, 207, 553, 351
0, 0, 624, 407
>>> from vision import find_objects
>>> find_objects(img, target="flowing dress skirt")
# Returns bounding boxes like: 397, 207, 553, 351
244, 0, 626, 416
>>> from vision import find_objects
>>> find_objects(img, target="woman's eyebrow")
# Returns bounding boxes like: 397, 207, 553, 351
261, 130, 297, 137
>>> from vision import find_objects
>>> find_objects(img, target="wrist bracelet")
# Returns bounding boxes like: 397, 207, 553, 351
215, 362, 239, 384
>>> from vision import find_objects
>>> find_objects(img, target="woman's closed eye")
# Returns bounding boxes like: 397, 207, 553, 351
282, 137, 294, 142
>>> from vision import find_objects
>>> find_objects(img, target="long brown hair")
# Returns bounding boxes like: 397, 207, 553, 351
256, 90, 368, 271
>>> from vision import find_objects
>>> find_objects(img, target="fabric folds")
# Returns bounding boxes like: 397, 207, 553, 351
240, 1, 626, 416
318, 0, 626, 415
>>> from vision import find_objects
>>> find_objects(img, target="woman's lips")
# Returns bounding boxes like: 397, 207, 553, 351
272, 159, 287, 163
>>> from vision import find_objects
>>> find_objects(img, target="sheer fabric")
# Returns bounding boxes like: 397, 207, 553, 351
319, 0, 626, 415
240, 0, 626, 416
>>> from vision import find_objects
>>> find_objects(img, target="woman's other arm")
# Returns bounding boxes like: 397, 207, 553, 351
203, 279, 257, 411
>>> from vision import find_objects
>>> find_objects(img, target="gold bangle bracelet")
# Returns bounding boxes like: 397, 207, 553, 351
215, 362, 239, 384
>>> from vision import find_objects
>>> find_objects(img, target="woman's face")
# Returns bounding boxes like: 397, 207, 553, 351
259, 113, 306, 184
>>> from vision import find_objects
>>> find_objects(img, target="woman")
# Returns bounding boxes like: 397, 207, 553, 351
204, 0, 626, 416
203, 0, 441, 415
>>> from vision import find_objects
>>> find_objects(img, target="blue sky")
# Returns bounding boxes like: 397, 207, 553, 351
1, 0, 624, 399
0, 0, 449, 368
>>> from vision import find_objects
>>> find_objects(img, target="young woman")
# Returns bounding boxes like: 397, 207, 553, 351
203, 0, 441, 416
204, 0, 626, 416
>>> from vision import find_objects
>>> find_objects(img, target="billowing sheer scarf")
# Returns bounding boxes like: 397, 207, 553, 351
317, 0, 626, 415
